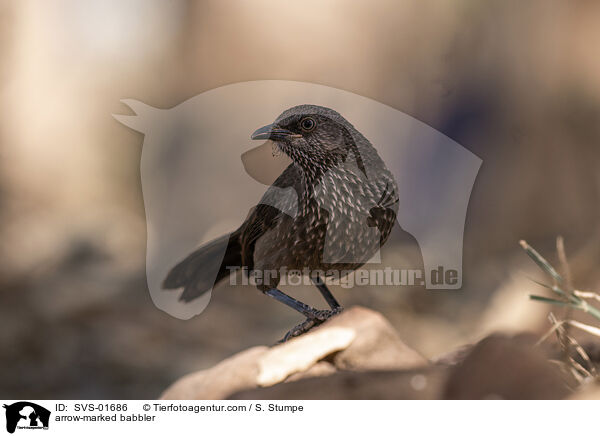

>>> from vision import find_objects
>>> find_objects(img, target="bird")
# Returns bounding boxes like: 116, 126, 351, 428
163, 104, 399, 341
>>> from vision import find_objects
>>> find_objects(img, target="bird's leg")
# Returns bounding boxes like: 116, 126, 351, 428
263, 288, 341, 342
311, 276, 343, 311
264, 288, 333, 320
280, 318, 317, 343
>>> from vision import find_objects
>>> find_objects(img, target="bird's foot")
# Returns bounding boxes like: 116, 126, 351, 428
279, 318, 317, 343
278, 307, 344, 343
310, 306, 344, 321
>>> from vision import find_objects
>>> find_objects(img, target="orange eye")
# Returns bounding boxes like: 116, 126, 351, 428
299, 117, 316, 132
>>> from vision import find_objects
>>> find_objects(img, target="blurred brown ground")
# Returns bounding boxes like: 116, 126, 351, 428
0, 0, 599, 398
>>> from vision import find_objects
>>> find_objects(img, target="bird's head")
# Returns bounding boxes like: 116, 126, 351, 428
251, 105, 360, 173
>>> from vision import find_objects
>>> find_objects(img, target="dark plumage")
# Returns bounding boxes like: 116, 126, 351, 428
163, 105, 398, 341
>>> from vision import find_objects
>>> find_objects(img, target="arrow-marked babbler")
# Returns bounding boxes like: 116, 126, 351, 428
163, 105, 398, 341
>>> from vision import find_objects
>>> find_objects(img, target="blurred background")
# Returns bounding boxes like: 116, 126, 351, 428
0, 0, 599, 398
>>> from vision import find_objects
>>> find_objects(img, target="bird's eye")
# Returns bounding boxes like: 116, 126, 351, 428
299, 117, 316, 132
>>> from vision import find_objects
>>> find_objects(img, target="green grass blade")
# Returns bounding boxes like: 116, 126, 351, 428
520, 240, 563, 284
529, 295, 572, 307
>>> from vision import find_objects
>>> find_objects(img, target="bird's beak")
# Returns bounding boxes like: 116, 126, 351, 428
251, 124, 296, 141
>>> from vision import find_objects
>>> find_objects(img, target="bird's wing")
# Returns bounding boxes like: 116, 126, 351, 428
240, 163, 303, 268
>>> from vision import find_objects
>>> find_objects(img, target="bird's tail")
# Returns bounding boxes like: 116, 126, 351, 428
162, 229, 242, 302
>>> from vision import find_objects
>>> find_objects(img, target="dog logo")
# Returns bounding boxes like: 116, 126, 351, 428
3, 402, 50, 434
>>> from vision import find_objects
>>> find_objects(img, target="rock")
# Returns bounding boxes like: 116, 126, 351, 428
567, 383, 600, 400
443, 334, 571, 399
229, 367, 447, 400
160, 346, 268, 400
285, 361, 337, 382
160, 309, 578, 400
432, 344, 473, 366
324, 307, 427, 371
256, 327, 355, 386
160, 306, 426, 399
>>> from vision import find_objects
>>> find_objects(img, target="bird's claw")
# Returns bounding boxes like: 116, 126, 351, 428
279, 318, 317, 343
310, 306, 344, 321
278, 307, 344, 343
